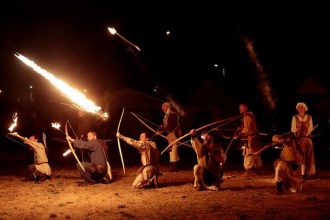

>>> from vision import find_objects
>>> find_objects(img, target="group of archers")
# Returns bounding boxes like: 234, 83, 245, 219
8, 101, 316, 194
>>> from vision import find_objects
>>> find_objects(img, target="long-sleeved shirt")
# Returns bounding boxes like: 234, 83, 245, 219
291, 114, 313, 137
120, 136, 159, 166
240, 111, 259, 137
74, 139, 107, 166
191, 136, 225, 174
25, 139, 48, 164
162, 108, 180, 133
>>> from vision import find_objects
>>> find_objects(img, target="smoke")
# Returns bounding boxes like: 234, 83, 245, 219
242, 36, 276, 111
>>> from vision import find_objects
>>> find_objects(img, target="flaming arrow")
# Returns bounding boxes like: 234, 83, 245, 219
108, 27, 141, 52
14, 53, 109, 120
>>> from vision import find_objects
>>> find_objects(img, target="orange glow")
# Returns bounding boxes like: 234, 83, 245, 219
15, 53, 109, 120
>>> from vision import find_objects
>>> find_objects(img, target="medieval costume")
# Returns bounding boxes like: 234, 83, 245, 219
117, 133, 159, 189
273, 132, 303, 193
9, 133, 51, 182
73, 139, 108, 184
160, 102, 182, 171
291, 102, 315, 178
239, 111, 263, 175
191, 131, 225, 191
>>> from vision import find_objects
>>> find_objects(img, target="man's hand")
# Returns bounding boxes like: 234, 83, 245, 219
66, 136, 74, 143
190, 129, 196, 136
116, 132, 121, 138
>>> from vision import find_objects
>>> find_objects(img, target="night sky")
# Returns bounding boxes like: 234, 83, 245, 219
0, 1, 329, 137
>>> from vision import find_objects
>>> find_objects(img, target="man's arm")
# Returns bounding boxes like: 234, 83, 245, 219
8, 132, 37, 149
190, 130, 203, 158
116, 133, 145, 150
291, 116, 297, 133
73, 139, 97, 151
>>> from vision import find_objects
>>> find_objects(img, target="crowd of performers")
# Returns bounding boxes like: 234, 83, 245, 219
8, 101, 316, 193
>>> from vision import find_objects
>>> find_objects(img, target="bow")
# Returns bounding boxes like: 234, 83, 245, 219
253, 142, 278, 155
130, 112, 191, 148
161, 115, 241, 155
65, 120, 85, 172
117, 108, 126, 174
224, 127, 240, 155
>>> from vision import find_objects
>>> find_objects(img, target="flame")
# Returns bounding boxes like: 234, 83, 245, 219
8, 112, 18, 132
108, 27, 117, 35
51, 122, 61, 130
63, 149, 72, 157
15, 53, 109, 120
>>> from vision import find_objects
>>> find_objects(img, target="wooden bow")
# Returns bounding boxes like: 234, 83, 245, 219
117, 108, 126, 174
253, 142, 278, 155
65, 121, 85, 172
130, 112, 191, 148
161, 115, 241, 155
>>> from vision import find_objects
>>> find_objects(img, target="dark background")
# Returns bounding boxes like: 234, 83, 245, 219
0, 1, 329, 171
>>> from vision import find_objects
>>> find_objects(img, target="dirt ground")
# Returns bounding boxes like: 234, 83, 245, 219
0, 163, 330, 220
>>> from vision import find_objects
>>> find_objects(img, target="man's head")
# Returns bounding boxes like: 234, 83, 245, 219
139, 132, 150, 142
239, 103, 248, 114
296, 102, 308, 115
201, 131, 213, 143
87, 131, 97, 141
161, 102, 170, 113
29, 135, 39, 142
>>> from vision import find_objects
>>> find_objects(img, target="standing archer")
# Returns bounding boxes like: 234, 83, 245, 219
291, 102, 315, 179
157, 102, 182, 171
236, 103, 263, 176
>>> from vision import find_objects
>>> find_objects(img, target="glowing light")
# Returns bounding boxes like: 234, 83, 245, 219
51, 122, 61, 130
15, 53, 109, 120
8, 112, 18, 132
29, 85, 33, 89
214, 64, 218, 67
63, 149, 72, 157
107, 27, 141, 52
166, 31, 171, 36
108, 27, 117, 35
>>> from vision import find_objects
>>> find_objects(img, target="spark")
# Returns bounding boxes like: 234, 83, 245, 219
15, 53, 109, 120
